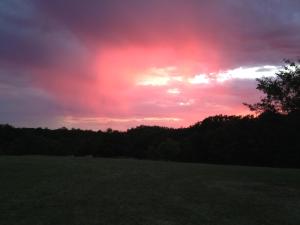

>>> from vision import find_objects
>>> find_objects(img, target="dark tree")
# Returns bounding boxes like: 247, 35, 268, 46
245, 60, 300, 114
157, 138, 181, 160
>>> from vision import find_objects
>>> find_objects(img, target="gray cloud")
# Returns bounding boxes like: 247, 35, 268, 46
1, 0, 299, 69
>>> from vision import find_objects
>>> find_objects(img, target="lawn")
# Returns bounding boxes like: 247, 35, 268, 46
0, 156, 300, 225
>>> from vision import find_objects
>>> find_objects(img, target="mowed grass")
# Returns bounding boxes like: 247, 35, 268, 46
0, 156, 300, 225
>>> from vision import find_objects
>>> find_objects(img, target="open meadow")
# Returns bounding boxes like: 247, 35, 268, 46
0, 156, 300, 225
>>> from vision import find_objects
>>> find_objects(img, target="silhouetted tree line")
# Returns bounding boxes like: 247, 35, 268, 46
0, 112, 299, 167
0, 60, 299, 167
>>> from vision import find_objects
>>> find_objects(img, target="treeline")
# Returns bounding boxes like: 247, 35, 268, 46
0, 112, 299, 168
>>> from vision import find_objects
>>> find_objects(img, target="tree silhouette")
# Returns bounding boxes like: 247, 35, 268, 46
245, 60, 300, 114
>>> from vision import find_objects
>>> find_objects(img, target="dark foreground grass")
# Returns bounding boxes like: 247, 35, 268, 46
0, 156, 300, 225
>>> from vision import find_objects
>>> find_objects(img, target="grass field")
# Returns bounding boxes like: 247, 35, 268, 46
0, 156, 300, 225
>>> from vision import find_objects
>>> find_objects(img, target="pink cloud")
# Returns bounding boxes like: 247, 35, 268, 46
1, 0, 299, 129
18, 44, 269, 129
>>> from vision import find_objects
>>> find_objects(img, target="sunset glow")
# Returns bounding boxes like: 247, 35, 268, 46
1, 0, 299, 130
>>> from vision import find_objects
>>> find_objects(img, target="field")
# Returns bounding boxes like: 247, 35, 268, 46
0, 156, 300, 225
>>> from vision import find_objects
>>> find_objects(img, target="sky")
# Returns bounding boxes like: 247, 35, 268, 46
0, 0, 299, 130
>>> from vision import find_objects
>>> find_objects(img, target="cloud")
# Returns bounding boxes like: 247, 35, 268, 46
0, 0, 299, 129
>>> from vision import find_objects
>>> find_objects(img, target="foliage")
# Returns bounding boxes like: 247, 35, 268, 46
157, 138, 181, 160
0, 112, 299, 168
245, 60, 300, 114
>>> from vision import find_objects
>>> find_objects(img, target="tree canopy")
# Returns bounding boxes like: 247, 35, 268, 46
245, 60, 300, 114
